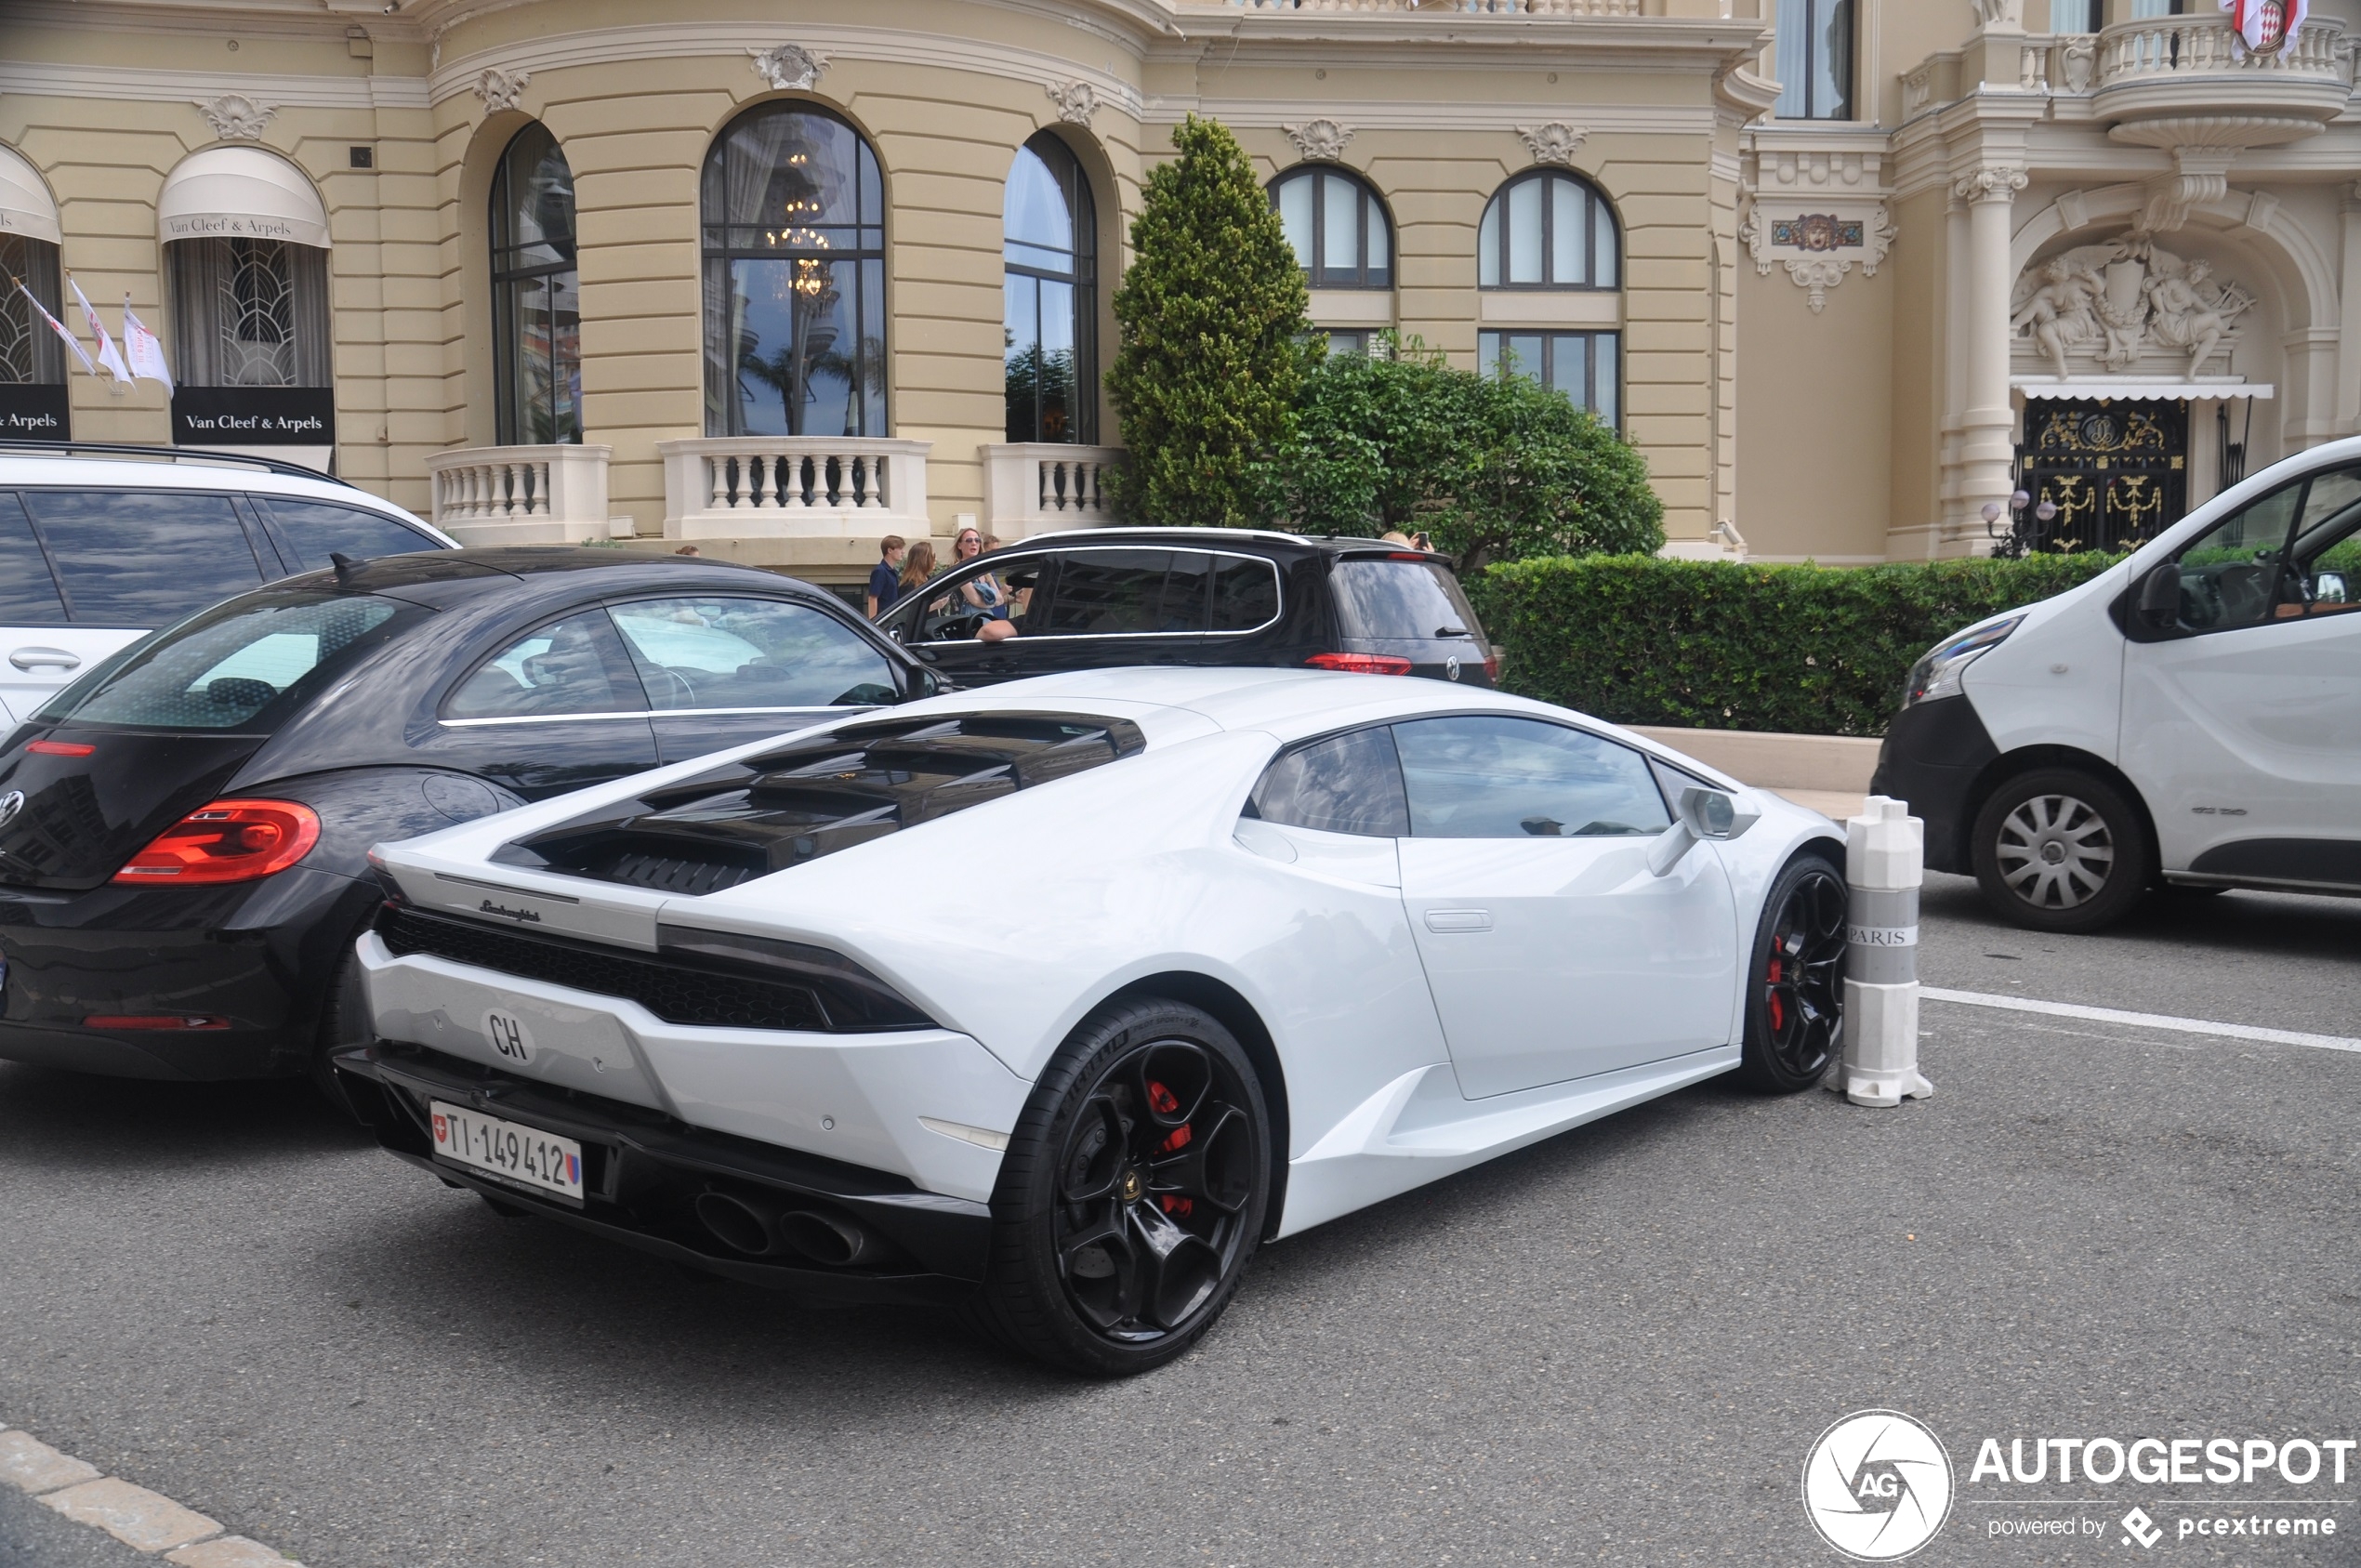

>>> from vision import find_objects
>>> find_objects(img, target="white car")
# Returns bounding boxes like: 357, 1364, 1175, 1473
1875, 437, 2361, 931
0, 441, 454, 727
336, 668, 1849, 1375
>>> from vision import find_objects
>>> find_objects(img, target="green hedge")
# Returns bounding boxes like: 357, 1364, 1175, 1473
1466, 553, 2124, 737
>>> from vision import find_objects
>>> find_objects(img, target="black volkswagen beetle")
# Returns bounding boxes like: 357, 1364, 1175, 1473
0, 547, 934, 1089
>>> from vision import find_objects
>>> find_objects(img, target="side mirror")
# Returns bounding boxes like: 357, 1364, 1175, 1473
2317, 571, 2348, 605
2135, 561, 2182, 629
1647, 787, 1760, 876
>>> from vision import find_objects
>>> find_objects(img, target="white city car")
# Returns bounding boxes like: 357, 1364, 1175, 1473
338, 668, 1850, 1376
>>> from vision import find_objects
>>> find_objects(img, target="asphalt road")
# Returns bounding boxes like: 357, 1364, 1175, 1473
2, 873, 2355, 1567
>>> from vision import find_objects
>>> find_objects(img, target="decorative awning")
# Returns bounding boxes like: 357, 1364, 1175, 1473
156, 147, 330, 250
0, 143, 61, 246
2012, 376, 2274, 401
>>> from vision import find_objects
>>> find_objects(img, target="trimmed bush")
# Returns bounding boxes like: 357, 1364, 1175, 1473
1468, 553, 2125, 736
1264, 339, 1663, 569
1107, 115, 1312, 527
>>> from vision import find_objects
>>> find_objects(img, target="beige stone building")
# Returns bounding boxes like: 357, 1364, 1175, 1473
2, 0, 2357, 582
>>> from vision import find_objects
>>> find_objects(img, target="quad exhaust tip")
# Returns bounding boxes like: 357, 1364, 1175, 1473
692, 1190, 876, 1268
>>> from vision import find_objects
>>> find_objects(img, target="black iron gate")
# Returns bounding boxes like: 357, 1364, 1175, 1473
2015, 399, 2188, 552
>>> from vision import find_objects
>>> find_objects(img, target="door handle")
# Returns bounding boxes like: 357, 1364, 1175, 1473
1424, 908, 1492, 933
8, 648, 80, 672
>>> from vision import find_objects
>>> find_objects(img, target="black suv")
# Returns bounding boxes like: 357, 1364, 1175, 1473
875, 528, 1496, 688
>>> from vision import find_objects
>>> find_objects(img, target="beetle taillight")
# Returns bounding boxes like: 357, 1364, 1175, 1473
1305, 652, 1414, 676
112, 799, 322, 885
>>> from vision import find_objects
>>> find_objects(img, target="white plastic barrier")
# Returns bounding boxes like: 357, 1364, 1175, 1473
1829, 795, 1934, 1108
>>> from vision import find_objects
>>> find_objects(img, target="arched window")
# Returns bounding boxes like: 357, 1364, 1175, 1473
0, 144, 67, 432
700, 102, 886, 438
161, 149, 333, 392
1479, 169, 1616, 291
490, 124, 581, 445
1270, 165, 1392, 290
1004, 133, 1097, 444
1478, 169, 1622, 428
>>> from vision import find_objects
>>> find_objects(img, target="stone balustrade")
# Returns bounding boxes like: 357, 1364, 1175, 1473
658, 436, 931, 540
982, 443, 1121, 540
425, 443, 612, 546
1223, 0, 1638, 11
2091, 14, 2348, 143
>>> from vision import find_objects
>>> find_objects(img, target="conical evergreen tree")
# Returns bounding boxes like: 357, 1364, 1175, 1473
1108, 114, 1311, 525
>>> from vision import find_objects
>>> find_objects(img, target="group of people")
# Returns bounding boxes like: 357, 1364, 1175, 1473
864, 527, 1020, 642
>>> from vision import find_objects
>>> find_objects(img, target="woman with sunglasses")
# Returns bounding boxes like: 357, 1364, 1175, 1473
952, 526, 1021, 644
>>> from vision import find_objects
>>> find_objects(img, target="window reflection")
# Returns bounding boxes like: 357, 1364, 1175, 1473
701, 105, 887, 437
1004, 134, 1096, 443
491, 124, 581, 444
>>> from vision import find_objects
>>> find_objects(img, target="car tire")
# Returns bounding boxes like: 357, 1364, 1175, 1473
1972, 769, 2151, 934
969, 997, 1272, 1377
311, 945, 374, 1119
1738, 853, 1848, 1094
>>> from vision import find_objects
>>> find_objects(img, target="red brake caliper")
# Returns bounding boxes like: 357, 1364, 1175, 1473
1147, 1081, 1194, 1219
1765, 954, 1786, 1031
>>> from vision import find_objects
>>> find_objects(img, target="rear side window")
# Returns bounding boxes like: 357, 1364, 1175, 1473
20, 490, 267, 626
1037, 549, 1168, 636
258, 497, 437, 573
609, 597, 896, 709
1330, 558, 1487, 646
1246, 725, 1409, 837
1211, 555, 1281, 631
0, 494, 66, 622
36, 593, 414, 731
445, 612, 645, 720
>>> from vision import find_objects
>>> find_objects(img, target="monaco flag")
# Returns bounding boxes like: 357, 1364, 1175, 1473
121, 298, 174, 395
2221, 0, 2307, 52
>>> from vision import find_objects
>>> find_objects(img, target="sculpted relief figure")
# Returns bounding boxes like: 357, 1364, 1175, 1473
2011, 235, 2252, 378
2011, 258, 2102, 380
2143, 256, 2246, 378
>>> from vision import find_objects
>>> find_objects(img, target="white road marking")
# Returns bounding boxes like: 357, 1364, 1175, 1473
0, 1423, 303, 1564
1921, 987, 2361, 1055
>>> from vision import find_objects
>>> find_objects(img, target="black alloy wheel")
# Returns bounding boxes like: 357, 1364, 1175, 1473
1739, 854, 1847, 1092
1971, 768, 2152, 934
971, 998, 1270, 1377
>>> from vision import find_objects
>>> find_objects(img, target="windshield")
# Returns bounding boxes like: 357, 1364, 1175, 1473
1329, 558, 1488, 645
36, 592, 420, 731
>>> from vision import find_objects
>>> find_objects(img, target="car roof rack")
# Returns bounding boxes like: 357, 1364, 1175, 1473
0, 440, 362, 491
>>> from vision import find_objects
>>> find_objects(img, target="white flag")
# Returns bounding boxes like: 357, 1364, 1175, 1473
69, 277, 131, 382
121, 298, 174, 395
14, 278, 95, 376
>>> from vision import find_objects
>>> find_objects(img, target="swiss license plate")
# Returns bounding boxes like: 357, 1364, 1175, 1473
430, 1100, 584, 1202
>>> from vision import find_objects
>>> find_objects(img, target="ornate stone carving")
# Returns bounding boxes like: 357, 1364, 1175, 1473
2059, 35, 2098, 92
1046, 80, 1097, 126
1517, 123, 1587, 166
2011, 234, 2255, 378
1282, 119, 1354, 161
2136, 146, 2237, 233
1972, 0, 2025, 27
748, 44, 827, 92
1953, 165, 2028, 204
470, 68, 532, 113
193, 94, 276, 140
1742, 205, 1897, 313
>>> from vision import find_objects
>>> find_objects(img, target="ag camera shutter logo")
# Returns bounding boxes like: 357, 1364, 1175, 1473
1802, 1410, 1955, 1561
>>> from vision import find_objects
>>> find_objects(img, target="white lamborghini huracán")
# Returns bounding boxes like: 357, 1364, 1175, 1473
337, 667, 1848, 1375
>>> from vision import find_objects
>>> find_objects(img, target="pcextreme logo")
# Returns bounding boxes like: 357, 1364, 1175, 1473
1802, 1410, 1957, 1561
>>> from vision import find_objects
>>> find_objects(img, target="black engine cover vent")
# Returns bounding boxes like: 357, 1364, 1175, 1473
493, 712, 1145, 893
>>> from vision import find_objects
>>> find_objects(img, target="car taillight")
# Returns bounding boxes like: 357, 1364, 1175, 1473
1306, 652, 1414, 676
112, 799, 321, 885
28, 740, 95, 757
